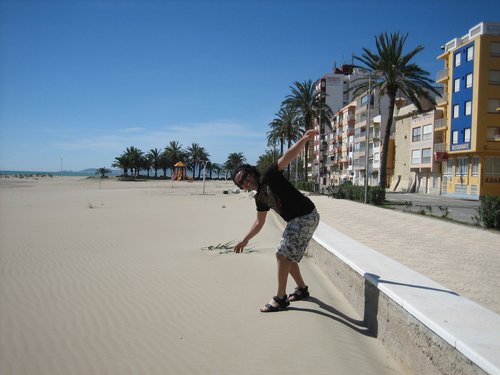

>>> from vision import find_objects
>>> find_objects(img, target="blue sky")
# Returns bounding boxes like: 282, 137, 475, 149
1, 0, 499, 171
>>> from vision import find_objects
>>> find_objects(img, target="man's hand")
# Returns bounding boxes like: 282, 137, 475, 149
234, 240, 248, 253
303, 129, 319, 140
277, 128, 320, 170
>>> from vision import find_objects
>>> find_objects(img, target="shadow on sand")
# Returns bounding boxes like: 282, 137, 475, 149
288, 273, 459, 338
287, 296, 374, 337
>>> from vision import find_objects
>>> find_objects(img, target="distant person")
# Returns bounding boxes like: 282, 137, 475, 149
232, 129, 320, 312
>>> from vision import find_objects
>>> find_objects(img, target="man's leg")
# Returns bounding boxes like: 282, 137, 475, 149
289, 262, 306, 289
260, 255, 290, 312
276, 254, 291, 297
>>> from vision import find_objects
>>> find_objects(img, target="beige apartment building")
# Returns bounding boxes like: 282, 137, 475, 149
391, 105, 445, 194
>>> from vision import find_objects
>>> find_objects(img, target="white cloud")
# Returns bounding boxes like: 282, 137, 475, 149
50, 119, 268, 165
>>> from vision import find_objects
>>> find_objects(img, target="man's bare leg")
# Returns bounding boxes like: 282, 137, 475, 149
289, 262, 306, 289
260, 255, 290, 312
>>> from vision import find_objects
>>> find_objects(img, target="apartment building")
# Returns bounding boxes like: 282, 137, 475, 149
392, 105, 444, 194
436, 22, 500, 198
311, 65, 353, 188
327, 101, 356, 185
312, 67, 393, 191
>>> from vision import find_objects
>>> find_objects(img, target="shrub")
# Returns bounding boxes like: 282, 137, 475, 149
368, 186, 386, 206
295, 180, 315, 192
476, 195, 500, 229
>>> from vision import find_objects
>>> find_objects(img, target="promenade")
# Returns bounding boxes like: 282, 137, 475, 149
308, 194, 500, 316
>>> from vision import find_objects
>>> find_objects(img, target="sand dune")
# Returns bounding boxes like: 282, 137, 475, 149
0, 177, 403, 374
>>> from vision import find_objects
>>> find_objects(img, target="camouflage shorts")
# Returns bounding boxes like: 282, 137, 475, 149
276, 209, 320, 263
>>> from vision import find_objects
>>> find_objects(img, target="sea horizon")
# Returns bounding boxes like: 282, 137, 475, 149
0, 169, 122, 177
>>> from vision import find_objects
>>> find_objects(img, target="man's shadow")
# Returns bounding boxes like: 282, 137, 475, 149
287, 296, 375, 337
288, 273, 460, 338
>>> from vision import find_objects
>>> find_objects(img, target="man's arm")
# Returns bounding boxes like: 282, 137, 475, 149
277, 129, 319, 171
234, 211, 267, 253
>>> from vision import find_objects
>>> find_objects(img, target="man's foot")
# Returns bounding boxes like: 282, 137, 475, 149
260, 295, 290, 313
288, 286, 310, 302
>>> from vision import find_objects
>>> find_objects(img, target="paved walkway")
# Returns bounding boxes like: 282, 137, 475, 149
384, 192, 480, 225
308, 195, 500, 316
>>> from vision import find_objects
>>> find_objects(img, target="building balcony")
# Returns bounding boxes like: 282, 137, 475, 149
434, 118, 447, 131
436, 69, 448, 83
434, 142, 446, 152
436, 96, 448, 107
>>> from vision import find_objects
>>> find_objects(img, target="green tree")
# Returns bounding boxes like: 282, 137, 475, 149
256, 149, 281, 172
186, 143, 210, 179
125, 146, 144, 177
353, 32, 440, 188
95, 167, 111, 178
164, 141, 186, 176
147, 148, 162, 178
224, 152, 246, 177
282, 80, 332, 181
267, 104, 303, 178
112, 155, 130, 176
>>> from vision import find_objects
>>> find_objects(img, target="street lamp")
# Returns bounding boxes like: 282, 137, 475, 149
364, 74, 373, 204
201, 160, 207, 194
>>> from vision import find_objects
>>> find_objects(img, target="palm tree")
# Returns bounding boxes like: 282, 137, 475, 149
186, 143, 210, 179
112, 155, 130, 176
257, 149, 281, 172
267, 104, 303, 178
95, 167, 111, 178
125, 146, 144, 177
224, 152, 246, 177
164, 141, 185, 176
147, 148, 162, 177
212, 163, 223, 179
282, 80, 332, 181
353, 32, 440, 188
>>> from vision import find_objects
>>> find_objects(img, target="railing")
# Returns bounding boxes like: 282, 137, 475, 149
434, 118, 447, 131
434, 143, 446, 152
436, 69, 448, 82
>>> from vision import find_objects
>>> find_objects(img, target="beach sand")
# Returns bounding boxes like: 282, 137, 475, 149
0, 177, 404, 375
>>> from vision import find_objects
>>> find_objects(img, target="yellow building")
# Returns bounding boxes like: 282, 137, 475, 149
437, 22, 500, 198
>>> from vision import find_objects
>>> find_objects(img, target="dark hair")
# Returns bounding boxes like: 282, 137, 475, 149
231, 164, 260, 189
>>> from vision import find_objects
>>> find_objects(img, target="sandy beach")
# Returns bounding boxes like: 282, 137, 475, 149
0, 177, 404, 375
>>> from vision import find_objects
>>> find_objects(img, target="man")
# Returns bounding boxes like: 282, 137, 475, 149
232, 129, 320, 312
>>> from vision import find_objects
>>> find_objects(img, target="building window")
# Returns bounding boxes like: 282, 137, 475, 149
466, 45, 474, 61
452, 130, 459, 144
490, 70, 500, 85
422, 124, 432, 140
454, 52, 461, 67
487, 127, 500, 141
454, 78, 460, 92
472, 156, 479, 176
361, 94, 369, 106
453, 104, 459, 118
487, 99, 500, 113
456, 157, 469, 176
491, 42, 500, 57
445, 159, 453, 175
464, 128, 471, 142
485, 157, 500, 176
422, 148, 431, 164
465, 100, 472, 116
411, 150, 421, 164
412, 127, 421, 142
466, 73, 473, 88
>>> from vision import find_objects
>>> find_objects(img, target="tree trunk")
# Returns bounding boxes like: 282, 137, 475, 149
379, 96, 396, 189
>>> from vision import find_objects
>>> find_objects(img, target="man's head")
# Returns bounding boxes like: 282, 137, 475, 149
232, 164, 260, 191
